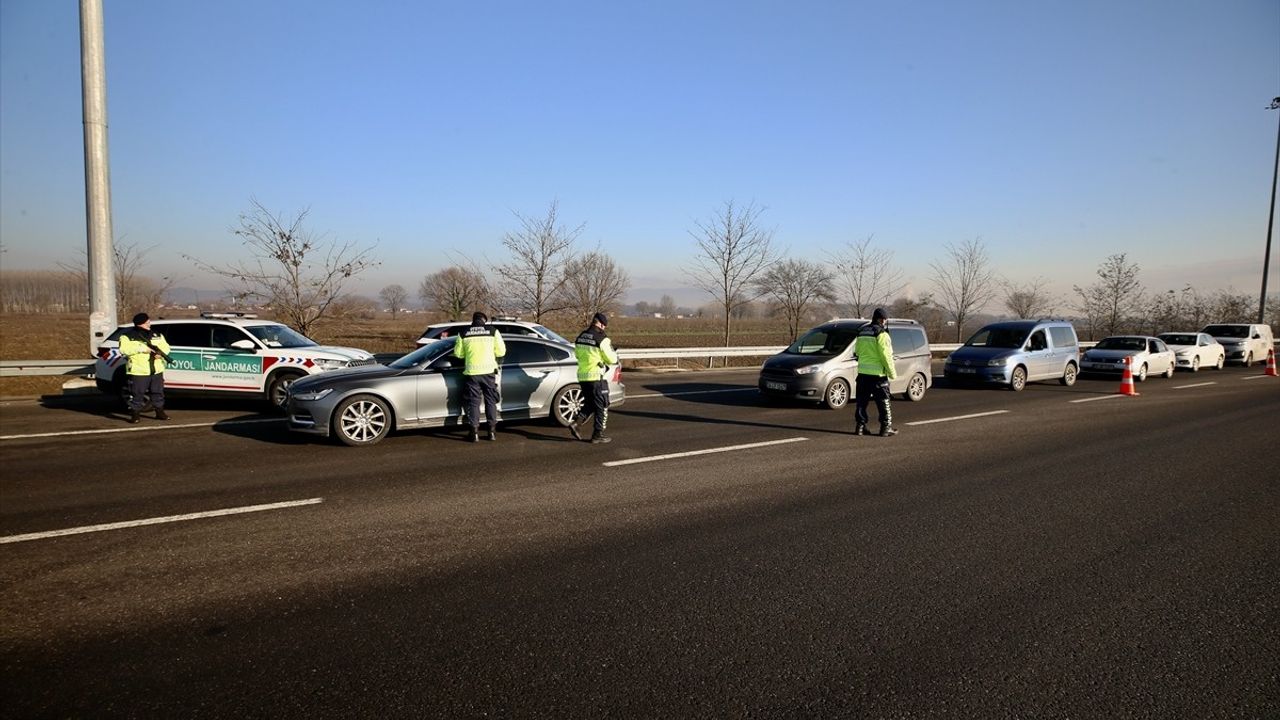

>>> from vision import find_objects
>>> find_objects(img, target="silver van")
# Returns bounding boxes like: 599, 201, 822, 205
943, 319, 1080, 391
758, 319, 932, 409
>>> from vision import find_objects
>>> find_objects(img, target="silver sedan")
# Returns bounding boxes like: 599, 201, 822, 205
286, 336, 625, 446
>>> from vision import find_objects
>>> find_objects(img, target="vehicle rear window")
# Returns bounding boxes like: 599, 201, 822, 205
887, 327, 926, 353
1159, 334, 1197, 346
1049, 326, 1076, 347
1095, 337, 1145, 351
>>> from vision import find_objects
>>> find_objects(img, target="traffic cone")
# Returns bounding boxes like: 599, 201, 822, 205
1266, 348, 1277, 377
1117, 356, 1140, 396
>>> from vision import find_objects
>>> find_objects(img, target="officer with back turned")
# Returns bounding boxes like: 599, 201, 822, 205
570, 312, 618, 444
853, 307, 898, 437
453, 311, 506, 442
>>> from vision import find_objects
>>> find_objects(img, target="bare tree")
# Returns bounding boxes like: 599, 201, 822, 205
658, 294, 677, 317
419, 266, 491, 321
187, 199, 378, 336
829, 236, 904, 318
929, 237, 998, 341
684, 200, 779, 345
60, 240, 176, 313
494, 201, 582, 321
1001, 276, 1055, 319
1073, 253, 1143, 339
378, 284, 409, 319
1211, 290, 1255, 323
559, 251, 630, 324
754, 259, 836, 340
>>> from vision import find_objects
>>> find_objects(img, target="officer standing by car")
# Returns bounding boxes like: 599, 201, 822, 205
453, 311, 506, 442
853, 307, 897, 437
118, 312, 172, 424
571, 312, 618, 444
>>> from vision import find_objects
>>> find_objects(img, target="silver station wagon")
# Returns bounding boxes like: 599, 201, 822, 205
286, 335, 625, 446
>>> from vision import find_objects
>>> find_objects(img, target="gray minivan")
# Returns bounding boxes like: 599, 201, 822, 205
758, 318, 932, 409
943, 319, 1080, 391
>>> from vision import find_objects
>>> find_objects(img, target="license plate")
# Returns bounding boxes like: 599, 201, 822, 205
765, 381, 787, 391
957, 368, 976, 374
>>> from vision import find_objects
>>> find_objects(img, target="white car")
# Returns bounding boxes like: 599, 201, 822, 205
415, 320, 571, 346
95, 313, 376, 409
1156, 332, 1225, 372
1080, 335, 1176, 382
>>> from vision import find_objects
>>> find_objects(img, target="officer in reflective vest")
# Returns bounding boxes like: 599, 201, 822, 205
118, 312, 172, 424
453, 311, 506, 442
571, 312, 618, 444
853, 307, 898, 437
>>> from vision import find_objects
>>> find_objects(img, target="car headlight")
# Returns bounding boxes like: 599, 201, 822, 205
987, 357, 1009, 367
795, 364, 823, 375
291, 388, 333, 402
312, 358, 349, 371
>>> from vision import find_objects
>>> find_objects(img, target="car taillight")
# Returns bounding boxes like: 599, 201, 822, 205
96, 347, 111, 359
611, 365, 622, 383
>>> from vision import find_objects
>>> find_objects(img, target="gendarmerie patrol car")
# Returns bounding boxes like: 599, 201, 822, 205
95, 313, 376, 410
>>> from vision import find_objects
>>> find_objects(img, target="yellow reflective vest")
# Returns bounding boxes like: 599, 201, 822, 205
575, 327, 618, 382
453, 325, 506, 375
854, 324, 896, 380
119, 328, 172, 376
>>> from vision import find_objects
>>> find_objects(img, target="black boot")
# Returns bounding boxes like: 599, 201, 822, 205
569, 418, 584, 441
878, 426, 898, 437
128, 410, 141, 424
854, 424, 867, 436
468, 428, 479, 443
590, 431, 611, 445
155, 409, 170, 421
486, 427, 497, 441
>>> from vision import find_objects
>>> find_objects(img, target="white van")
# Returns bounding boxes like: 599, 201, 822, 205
95, 314, 376, 409
1199, 323, 1275, 366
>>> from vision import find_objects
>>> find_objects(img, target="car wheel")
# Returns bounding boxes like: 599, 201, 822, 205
1009, 366, 1027, 392
1215, 354, 1224, 370
903, 373, 927, 402
823, 378, 850, 410
333, 395, 391, 446
1164, 362, 1174, 378
1190, 356, 1200, 372
551, 384, 585, 427
1244, 352, 1253, 367
1135, 363, 1148, 382
1060, 362, 1078, 387
267, 371, 305, 412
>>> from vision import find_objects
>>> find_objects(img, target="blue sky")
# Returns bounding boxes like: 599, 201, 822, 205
1, 0, 1277, 307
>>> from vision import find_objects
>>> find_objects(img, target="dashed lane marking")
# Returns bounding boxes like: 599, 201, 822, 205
0, 417, 283, 441
603, 437, 808, 467
905, 410, 1009, 426
1173, 382, 1217, 389
0, 498, 324, 545
1070, 394, 1128, 404
1241, 375, 1274, 381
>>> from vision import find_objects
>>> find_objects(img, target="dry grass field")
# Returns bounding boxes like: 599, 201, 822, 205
0, 312, 795, 397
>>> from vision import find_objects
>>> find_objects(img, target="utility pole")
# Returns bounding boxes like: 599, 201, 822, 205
1260, 97, 1280, 324
80, 0, 117, 354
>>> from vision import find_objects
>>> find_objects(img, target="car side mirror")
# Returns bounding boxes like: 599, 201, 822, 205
1253, 334, 1262, 339
230, 339, 256, 352
430, 357, 459, 371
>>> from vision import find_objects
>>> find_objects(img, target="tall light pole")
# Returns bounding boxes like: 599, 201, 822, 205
80, 0, 117, 355
1260, 97, 1280, 324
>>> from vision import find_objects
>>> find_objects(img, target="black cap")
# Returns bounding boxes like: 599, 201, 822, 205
132, 312, 150, 326
872, 307, 888, 322
592, 312, 609, 327
471, 311, 488, 325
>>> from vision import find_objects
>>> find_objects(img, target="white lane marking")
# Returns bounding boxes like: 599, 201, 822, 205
627, 388, 756, 399
905, 410, 1009, 426
0, 417, 283, 441
1070, 394, 1128, 404
0, 498, 324, 545
603, 437, 808, 467
1241, 375, 1274, 381
1173, 382, 1217, 389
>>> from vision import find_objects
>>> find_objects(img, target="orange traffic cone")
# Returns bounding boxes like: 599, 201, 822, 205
1117, 355, 1140, 396
1266, 348, 1277, 377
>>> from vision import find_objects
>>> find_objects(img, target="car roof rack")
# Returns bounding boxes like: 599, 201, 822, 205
827, 317, 921, 325
200, 311, 259, 319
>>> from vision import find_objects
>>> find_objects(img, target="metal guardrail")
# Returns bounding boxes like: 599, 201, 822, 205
0, 360, 96, 377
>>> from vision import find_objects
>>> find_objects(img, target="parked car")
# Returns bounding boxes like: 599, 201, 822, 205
757, 318, 932, 409
1156, 332, 1226, 372
1199, 323, 1275, 366
415, 320, 571, 346
943, 319, 1080, 391
1080, 335, 1175, 381
94, 313, 376, 410
286, 335, 624, 446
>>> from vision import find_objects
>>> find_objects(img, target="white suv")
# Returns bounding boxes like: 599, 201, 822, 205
95, 313, 376, 409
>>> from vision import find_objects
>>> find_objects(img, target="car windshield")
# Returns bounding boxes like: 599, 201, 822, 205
245, 324, 318, 348
1095, 337, 1145, 351
533, 324, 572, 345
1159, 334, 1197, 346
964, 327, 1028, 349
785, 327, 859, 356
1202, 325, 1248, 338
388, 338, 455, 369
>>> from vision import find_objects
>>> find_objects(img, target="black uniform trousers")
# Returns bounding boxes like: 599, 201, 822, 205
128, 373, 165, 412
463, 372, 500, 431
854, 373, 892, 430
576, 379, 610, 435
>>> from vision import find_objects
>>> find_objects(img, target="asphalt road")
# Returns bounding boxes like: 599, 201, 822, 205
2, 364, 1277, 718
